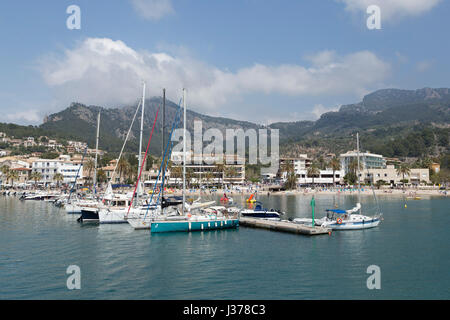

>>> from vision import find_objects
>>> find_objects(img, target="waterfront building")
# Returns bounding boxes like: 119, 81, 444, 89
31, 156, 84, 185
279, 155, 344, 185
362, 165, 430, 186
167, 152, 246, 186
340, 150, 386, 174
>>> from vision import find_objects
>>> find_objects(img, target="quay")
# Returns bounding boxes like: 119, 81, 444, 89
239, 217, 332, 236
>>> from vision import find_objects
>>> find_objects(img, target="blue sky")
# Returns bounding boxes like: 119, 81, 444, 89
0, 0, 449, 125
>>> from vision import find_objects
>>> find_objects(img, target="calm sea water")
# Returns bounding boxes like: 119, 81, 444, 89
0, 193, 449, 300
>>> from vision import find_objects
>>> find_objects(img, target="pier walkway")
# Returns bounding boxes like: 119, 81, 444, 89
239, 217, 331, 236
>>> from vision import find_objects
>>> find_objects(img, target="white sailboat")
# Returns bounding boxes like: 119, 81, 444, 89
148, 89, 239, 233
99, 84, 147, 224
297, 133, 382, 230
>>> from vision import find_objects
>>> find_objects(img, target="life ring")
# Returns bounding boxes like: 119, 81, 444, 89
337, 218, 343, 225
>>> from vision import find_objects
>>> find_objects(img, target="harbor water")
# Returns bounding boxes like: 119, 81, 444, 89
0, 194, 449, 299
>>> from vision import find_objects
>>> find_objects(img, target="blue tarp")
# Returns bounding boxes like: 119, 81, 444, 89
326, 209, 347, 214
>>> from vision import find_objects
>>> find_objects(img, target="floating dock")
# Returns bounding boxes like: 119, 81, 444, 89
239, 217, 331, 236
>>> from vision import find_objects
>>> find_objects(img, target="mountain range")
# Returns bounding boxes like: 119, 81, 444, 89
1, 87, 449, 159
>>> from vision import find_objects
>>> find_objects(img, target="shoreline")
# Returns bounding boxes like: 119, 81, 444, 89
2, 187, 448, 198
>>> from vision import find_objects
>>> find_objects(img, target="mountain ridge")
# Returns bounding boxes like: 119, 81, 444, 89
1, 87, 449, 159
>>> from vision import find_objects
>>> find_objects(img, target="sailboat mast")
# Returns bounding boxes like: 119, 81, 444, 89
93, 111, 100, 194
137, 81, 146, 204
356, 132, 361, 206
182, 88, 186, 214
162, 88, 165, 213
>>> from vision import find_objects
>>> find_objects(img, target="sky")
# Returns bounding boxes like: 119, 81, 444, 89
0, 0, 449, 125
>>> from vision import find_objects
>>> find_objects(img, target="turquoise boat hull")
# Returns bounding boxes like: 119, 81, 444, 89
151, 218, 239, 233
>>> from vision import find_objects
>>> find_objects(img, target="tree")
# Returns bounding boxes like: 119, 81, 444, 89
329, 157, 341, 186
117, 158, 130, 184
396, 164, 411, 189
84, 158, 95, 185
281, 160, 294, 178
97, 169, 108, 185
185, 168, 195, 188
1, 166, 10, 182
53, 173, 64, 188
30, 171, 42, 185
7, 170, 19, 186
307, 164, 320, 185
171, 166, 182, 186
1, 166, 10, 185
375, 180, 387, 189
344, 172, 357, 185
224, 166, 238, 180
216, 163, 225, 188
205, 171, 214, 189
348, 159, 363, 177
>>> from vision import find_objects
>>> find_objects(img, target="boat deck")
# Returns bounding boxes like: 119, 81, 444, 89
240, 217, 332, 236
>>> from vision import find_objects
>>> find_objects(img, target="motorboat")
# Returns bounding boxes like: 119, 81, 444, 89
240, 201, 283, 220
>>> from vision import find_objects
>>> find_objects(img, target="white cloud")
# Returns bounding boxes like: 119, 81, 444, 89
130, 0, 174, 21
416, 60, 433, 72
311, 104, 340, 120
39, 38, 390, 113
338, 0, 442, 21
5, 110, 41, 123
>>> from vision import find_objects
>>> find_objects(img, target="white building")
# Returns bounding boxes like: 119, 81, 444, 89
31, 157, 83, 185
279, 156, 344, 185
163, 152, 246, 186
340, 150, 386, 174
362, 165, 430, 186
58, 162, 84, 184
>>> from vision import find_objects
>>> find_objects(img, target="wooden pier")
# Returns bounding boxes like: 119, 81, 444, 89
239, 217, 332, 236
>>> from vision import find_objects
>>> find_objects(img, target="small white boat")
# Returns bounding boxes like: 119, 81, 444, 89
240, 201, 283, 220
296, 205, 381, 230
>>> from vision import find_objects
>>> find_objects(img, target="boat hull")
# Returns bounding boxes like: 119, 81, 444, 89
80, 209, 99, 222
151, 218, 239, 233
327, 218, 381, 230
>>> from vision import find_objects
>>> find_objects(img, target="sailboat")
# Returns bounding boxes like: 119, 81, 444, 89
99, 82, 157, 224
297, 133, 381, 230
149, 89, 239, 233
79, 111, 104, 222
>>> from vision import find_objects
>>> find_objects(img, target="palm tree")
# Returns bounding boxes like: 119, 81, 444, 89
171, 166, 182, 187
348, 159, 363, 176
281, 160, 294, 179
224, 166, 238, 185
84, 158, 95, 185
185, 168, 195, 188
216, 163, 225, 188
1, 166, 10, 185
348, 159, 363, 185
205, 171, 214, 189
117, 158, 130, 184
97, 169, 108, 185
53, 173, 64, 188
307, 164, 320, 186
329, 157, 341, 186
396, 164, 411, 189
30, 171, 42, 186
7, 170, 19, 187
